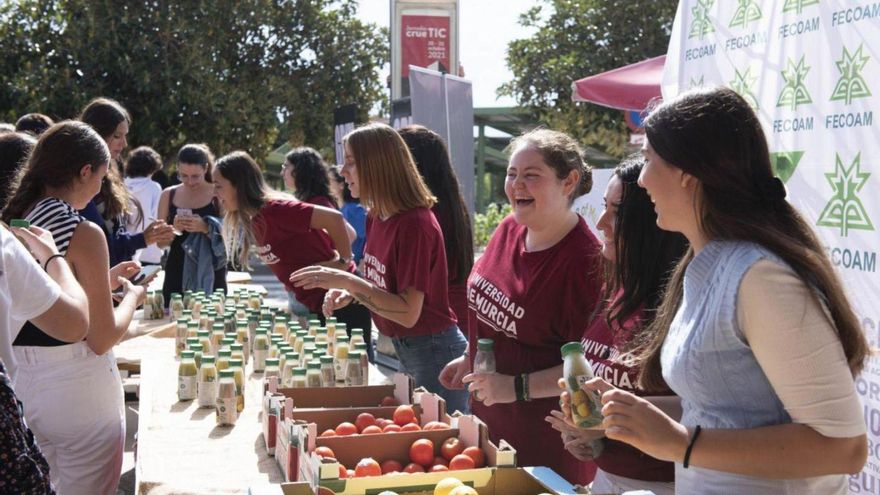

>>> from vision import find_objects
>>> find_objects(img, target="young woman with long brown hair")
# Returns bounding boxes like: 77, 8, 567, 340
290, 123, 469, 413
213, 151, 372, 340
79, 97, 174, 265
583, 87, 868, 494
2, 121, 146, 494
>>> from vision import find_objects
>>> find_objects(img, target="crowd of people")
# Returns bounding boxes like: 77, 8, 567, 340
0, 86, 869, 495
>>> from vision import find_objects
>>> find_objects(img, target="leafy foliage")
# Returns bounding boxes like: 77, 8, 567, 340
499, 0, 677, 157
474, 202, 512, 248
0, 0, 387, 162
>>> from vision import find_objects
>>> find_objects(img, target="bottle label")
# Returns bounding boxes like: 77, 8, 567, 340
253, 350, 267, 371
198, 381, 218, 407
216, 397, 238, 425
178, 375, 197, 400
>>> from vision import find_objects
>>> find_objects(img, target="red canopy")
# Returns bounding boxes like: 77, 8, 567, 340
571, 55, 665, 112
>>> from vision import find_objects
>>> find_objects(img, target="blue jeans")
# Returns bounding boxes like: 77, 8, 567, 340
392, 325, 469, 415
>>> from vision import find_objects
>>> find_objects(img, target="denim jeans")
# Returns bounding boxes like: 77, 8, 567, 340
392, 325, 469, 414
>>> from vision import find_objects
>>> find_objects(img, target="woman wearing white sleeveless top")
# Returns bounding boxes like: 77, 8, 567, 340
578, 88, 868, 494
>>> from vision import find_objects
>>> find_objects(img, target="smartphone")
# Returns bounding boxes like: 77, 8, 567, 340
129, 265, 162, 285
176, 208, 193, 218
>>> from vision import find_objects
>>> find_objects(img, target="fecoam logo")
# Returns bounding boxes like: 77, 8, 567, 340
405, 26, 447, 39
817, 152, 874, 237
729, 0, 762, 28
688, 0, 715, 39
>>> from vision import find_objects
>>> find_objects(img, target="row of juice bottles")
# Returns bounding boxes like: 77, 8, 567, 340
172, 289, 372, 425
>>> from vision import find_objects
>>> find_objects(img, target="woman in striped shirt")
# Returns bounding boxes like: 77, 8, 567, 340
2, 121, 146, 495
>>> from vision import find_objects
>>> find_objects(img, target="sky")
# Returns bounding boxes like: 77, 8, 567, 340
355, 0, 537, 108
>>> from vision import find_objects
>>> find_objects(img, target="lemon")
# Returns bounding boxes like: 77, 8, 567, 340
576, 403, 590, 417
448, 486, 478, 495
571, 390, 587, 406
434, 477, 465, 495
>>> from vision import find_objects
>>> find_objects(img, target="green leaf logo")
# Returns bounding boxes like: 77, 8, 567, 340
782, 0, 820, 15
730, 66, 759, 109
769, 151, 804, 183
777, 55, 812, 109
817, 153, 874, 236
688, 0, 715, 39
830, 44, 872, 105
730, 0, 762, 28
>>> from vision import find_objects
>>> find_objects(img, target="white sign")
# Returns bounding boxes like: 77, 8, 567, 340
665, 2, 880, 492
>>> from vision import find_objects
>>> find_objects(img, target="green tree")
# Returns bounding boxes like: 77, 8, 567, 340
0, 0, 387, 162
499, 0, 677, 158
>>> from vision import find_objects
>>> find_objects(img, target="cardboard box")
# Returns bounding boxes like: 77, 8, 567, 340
262, 373, 414, 454
249, 467, 583, 495
275, 391, 457, 482
279, 411, 517, 490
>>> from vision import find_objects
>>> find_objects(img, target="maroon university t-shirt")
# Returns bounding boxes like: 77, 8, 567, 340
582, 301, 675, 482
253, 198, 355, 312
467, 214, 603, 485
362, 207, 456, 338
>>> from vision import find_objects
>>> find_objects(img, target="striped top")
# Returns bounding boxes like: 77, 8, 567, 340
14, 197, 86, 347
25, 198, 84, 255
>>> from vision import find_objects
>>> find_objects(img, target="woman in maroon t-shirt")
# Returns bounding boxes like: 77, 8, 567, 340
290, 123, 469, 414
212, 151, 372, 336
398, 126, 474, 336
279, 147, 371, 352
546, 157, 687, 494
438, 129, 603, 485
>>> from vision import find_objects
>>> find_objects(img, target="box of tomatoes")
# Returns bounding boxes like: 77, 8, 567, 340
263, 372, 414, 455
275, 389, 459, 482
282, 409, 519, 494
249, 466, 581, 495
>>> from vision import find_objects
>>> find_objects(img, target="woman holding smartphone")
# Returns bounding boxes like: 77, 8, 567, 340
158, 143, 227, 301
2, 121, 146, 494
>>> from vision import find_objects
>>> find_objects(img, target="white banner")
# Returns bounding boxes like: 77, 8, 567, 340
664, 1, 880, 492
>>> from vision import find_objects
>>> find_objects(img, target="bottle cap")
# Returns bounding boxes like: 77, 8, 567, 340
293, 367, 307, 376
182, 350, 195, 359
320, 355, 334, 364
201, 355, 215, 364
220, 369, 234, 378
266, 358, 280, 367
229, 359, 243, 368
477, 338, 494, 351
560, 342, 585, 356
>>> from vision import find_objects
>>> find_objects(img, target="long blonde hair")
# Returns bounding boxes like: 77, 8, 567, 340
344, 123, 435, 219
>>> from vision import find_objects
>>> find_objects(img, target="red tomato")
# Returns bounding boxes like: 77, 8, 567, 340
409, 438, 435, 467
393, 405, 417, 426
449, 454, 476, 471
320, 429, 337, 437
440, 437, 464, 461
423, 421, 451, 431
381, 395, 400, 407
433, 456, 448, 467
354, 457, 382, 477
375, 418, 392, 429
381, 459, 403, 474
361, 425, 382, 435
462, 447, 485, 468
335, 422, 358, 436
400, 423, 421, 432
382, 424, 402, 433
355, 412, 376, 433
403, 462, 425, 473
337, 464, 347, 479
315, 446, 336, 459
318, 487, 336, 495
430, 464, 449, 472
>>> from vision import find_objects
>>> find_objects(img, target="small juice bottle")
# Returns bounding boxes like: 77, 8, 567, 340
178, 350, 198, 401
561, 342, 603, 428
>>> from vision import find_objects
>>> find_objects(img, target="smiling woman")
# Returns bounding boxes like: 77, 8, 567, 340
439, 129, 603, 486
